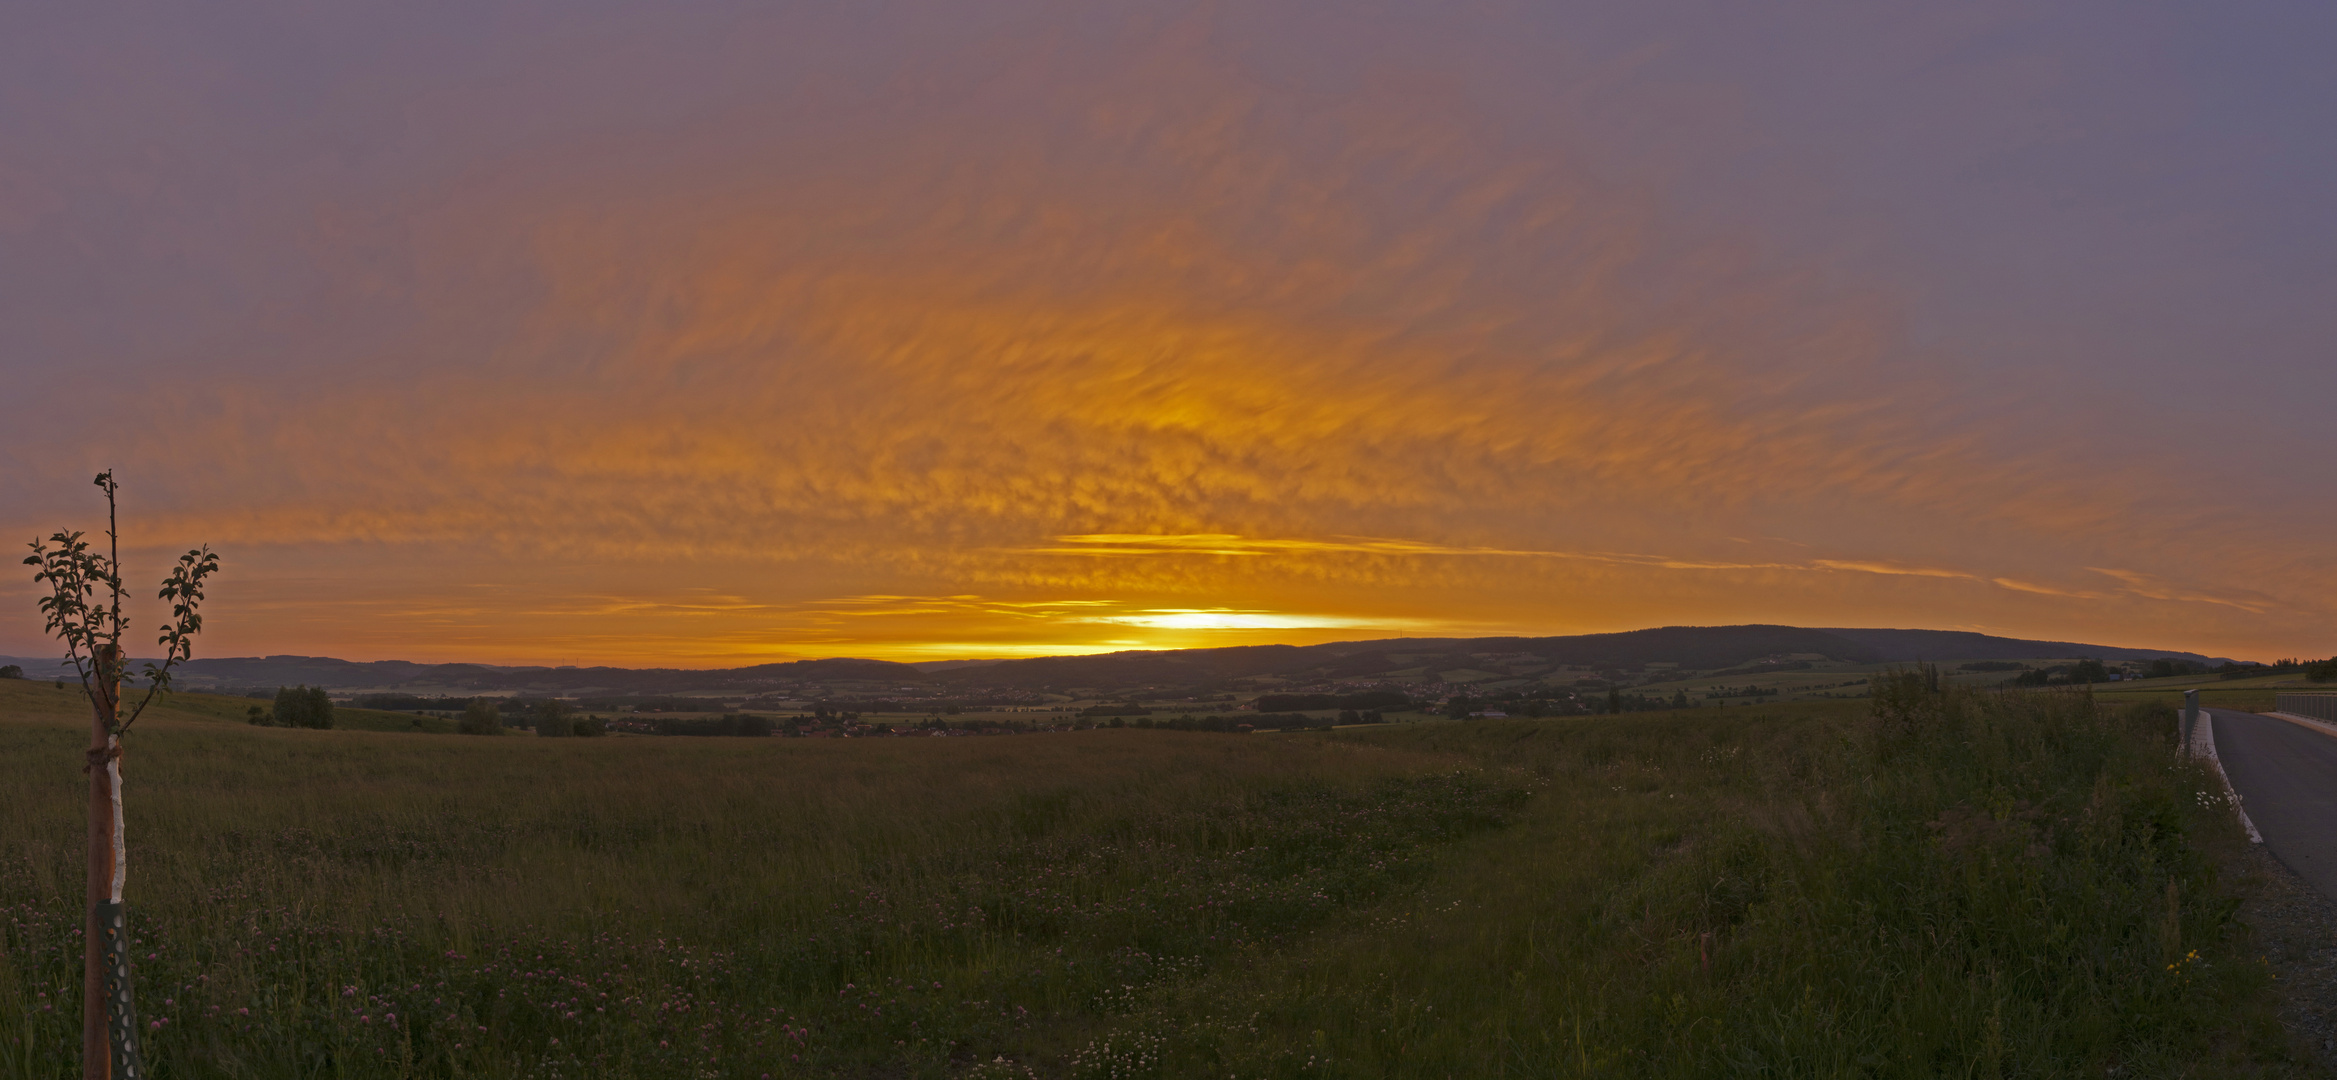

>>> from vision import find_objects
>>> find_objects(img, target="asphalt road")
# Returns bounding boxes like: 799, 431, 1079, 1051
2210, 707, 2337, 901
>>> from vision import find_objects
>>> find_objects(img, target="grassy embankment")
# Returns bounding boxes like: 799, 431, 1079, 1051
0, 676, 2304, 1077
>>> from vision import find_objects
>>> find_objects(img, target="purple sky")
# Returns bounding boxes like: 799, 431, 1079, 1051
3, 2, 2332, 664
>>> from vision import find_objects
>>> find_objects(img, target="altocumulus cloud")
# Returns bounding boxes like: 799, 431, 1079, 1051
0, 2, 2327, 663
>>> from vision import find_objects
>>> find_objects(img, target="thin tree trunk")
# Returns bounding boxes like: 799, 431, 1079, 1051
84, 645, 140, 1080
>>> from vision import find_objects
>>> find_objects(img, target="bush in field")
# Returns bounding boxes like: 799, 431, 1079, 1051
532, 698, 576, 737
457, 700, 504, 735
0, 664, 20, 679
270, 684, 333, 729
244, 704, 266, 725
573, 714, 607, 737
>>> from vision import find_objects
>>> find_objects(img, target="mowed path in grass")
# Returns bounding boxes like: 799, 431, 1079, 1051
0, 678, 2313, 1078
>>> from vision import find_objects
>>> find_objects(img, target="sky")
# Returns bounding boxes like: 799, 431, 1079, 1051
3, 1, 2332, 666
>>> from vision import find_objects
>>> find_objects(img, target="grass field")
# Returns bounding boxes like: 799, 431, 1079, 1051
0, 677, 2308, 1077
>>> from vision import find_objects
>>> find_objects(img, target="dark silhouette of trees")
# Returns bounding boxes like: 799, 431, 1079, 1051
533, 698, 577, 737
458, 700, 505, 735
270, 685, 334, 728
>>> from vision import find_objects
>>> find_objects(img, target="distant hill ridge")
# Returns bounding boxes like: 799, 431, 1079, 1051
0, 625, 2237, 693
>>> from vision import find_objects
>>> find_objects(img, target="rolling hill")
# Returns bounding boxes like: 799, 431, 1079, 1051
0, 625, 2236, 695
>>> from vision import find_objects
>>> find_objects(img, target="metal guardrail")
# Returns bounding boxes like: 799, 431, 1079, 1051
2280, 696, 2337, 719
2278, 693, 2337, 724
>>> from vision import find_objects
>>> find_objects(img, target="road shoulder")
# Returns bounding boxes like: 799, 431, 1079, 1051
2232, 838, 2337, 1068
2264, 711, 2337, 741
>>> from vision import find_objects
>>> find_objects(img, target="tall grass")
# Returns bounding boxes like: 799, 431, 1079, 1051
1109, 679, 2290, 1077
0, 678, 2301, 1077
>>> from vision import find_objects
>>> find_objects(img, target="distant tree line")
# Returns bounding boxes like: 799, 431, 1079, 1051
439, 698, 609, 736
632, 713, 775, 737
357, 692, 756, 717
2230, 657, 2337, 682
1704, 659, 1816, 676
845, 696, 1037, 713
1248, 713, 1342, 731
575, 696, 723, 713
526, 699, 606, 737
352, 692, 457, 711
2010, 660, 2112, 686
1251, 690, 1414, 713
1148, 714, 1256, 733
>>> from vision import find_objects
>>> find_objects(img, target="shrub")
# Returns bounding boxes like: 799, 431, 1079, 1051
457, 700, 504, 736
271, 684, 334, 729
533, 699, 577, 737
0, 664, 21, 679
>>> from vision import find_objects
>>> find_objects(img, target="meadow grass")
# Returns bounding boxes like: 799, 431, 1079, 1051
0, 678, 2303, 1077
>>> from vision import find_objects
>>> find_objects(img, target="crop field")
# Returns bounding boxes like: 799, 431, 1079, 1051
1356, 655, 2116, 709
1620, 657, 2134, 706
0, 676, 2309, 1077
2089, 674, 2323, 717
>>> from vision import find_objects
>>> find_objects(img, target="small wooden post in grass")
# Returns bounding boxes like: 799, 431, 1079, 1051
25, 473, 218, 1080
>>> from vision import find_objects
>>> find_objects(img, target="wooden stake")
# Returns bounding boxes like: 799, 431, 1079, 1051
83, 645, 141, 1080
85, 644, 117, 1080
